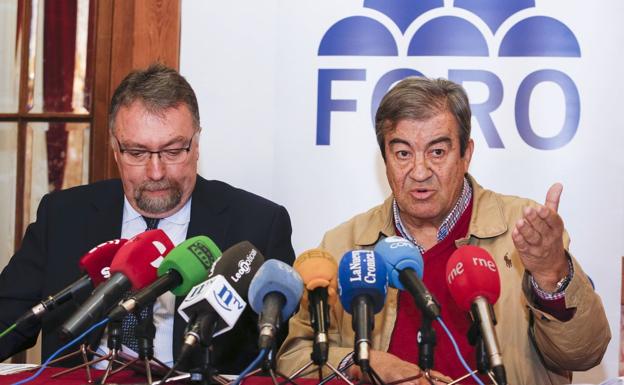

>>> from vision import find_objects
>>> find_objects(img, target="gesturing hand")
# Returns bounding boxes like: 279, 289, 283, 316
511, 183, 569, 291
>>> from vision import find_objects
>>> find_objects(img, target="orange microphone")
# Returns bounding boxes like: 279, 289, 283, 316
293, 249, 338, 365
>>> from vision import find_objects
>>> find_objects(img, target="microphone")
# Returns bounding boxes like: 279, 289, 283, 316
248, 259, 303, 349
293, 249, 338, 365
374, 236, 440, 319
60, 230, 174, 340
14, 239, 127, 330
176, 241, 265, 360
108, 236, 221, 320
446, 245, 506, 385
338, 250, 387, 372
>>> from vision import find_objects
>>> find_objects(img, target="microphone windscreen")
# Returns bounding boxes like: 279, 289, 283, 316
109, 229, 174, 289
446, 245, 501, 311
338, 250, 388, 313
248, 259, 303, 320
294, 249, 338, 305
157, 235, 222, 296
210, 241, 265, 295
374, 236, 424, 290
79, 239, 127, 286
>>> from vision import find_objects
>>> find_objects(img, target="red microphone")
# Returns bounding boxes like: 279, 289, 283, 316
446, 245, 507, 385
79, 239, 128, 286
108, 229, 174, 290
14, 239, 127, 330
60, 229, 174, 339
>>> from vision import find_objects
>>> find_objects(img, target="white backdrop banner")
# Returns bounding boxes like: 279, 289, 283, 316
181, 0, 624, 381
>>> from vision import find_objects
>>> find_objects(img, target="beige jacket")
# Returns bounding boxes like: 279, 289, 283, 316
277, 176, 610, 385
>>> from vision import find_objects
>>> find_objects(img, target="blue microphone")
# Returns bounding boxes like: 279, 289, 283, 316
338, 250, 387, 371
248, 259, 303, 349
374, 236, 440, 319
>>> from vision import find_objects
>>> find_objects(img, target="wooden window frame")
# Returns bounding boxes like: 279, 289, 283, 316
1, 0, 181, 364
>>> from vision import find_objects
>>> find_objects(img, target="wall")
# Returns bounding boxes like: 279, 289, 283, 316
181, 1, 624, 382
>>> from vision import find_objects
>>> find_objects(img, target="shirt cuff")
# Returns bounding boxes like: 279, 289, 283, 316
529, 258, 576, 321
529, 258, 574, 300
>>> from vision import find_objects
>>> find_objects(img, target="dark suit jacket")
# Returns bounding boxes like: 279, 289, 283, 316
0, 175, 295, 373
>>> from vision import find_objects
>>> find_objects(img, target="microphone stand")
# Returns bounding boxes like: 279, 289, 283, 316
241, 345, 298, 385
98, 320, 125, 384
286, 289, 353, 385
180, 315, 228, 385
418, 315, 436, 374
452, 317, 499, 385
106, 313, 170, 384
50, 320, 125, 382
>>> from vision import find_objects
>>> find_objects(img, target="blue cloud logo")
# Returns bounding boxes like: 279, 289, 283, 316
319, 0, 580, 57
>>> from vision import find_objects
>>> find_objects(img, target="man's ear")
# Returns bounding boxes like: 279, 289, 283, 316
110, 135, 120, 164
462, 138, 474, 172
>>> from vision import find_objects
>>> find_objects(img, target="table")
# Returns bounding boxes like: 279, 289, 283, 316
0, 366, 337, 385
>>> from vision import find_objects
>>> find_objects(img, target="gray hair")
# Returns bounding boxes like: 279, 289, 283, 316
109, 63, 200, 133
374, 76, 471, 159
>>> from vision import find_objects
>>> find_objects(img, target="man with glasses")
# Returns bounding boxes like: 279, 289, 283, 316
0, 64, 295, 374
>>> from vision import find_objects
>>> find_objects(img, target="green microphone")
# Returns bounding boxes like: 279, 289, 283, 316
108, 235, 221, 320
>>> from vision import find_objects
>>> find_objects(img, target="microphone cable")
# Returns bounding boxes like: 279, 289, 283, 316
10, 317, 109, 385
0, 323, 16, 340
436, 317, 485, 385
232, 348, 268, 385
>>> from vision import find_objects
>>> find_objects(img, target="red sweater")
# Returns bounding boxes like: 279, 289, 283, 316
387, 199, 489, 383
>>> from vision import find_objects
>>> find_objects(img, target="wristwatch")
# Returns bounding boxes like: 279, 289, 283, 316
553, 269, 572, 293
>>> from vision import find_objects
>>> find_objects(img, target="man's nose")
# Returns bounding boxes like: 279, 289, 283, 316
409, 153, 432, 181
145, 153, 166, 180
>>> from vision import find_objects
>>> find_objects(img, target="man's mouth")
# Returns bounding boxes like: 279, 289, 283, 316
410, 188, 435, 199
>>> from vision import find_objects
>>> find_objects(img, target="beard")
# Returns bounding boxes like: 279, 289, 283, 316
134, 179, 183, 214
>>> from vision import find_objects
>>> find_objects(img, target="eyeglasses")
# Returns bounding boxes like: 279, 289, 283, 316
114, 134, 195, 166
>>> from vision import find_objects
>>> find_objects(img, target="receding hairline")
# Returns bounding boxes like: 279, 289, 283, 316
109, 99, 200, 135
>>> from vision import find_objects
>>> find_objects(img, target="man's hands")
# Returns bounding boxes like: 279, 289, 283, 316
511, 183, 569, 291
347, 350, 451, 385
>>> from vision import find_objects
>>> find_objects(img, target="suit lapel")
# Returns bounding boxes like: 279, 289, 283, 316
173, 175, 231, 358
86, 180, 124, 248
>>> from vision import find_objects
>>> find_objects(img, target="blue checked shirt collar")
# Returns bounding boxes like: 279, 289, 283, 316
393, 177, 472, 253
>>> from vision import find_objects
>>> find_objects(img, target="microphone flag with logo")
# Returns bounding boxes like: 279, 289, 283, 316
338, 249, 387, 371
177, 241, 265, 344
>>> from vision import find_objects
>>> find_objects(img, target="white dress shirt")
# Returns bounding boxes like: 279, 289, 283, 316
94, 197, 191, 367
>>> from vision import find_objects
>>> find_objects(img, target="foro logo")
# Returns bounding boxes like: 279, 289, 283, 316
316, 1, 581, 150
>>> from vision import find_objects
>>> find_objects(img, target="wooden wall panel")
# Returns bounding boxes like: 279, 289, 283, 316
132, 0, 180, 70
91, 0, 181, 182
